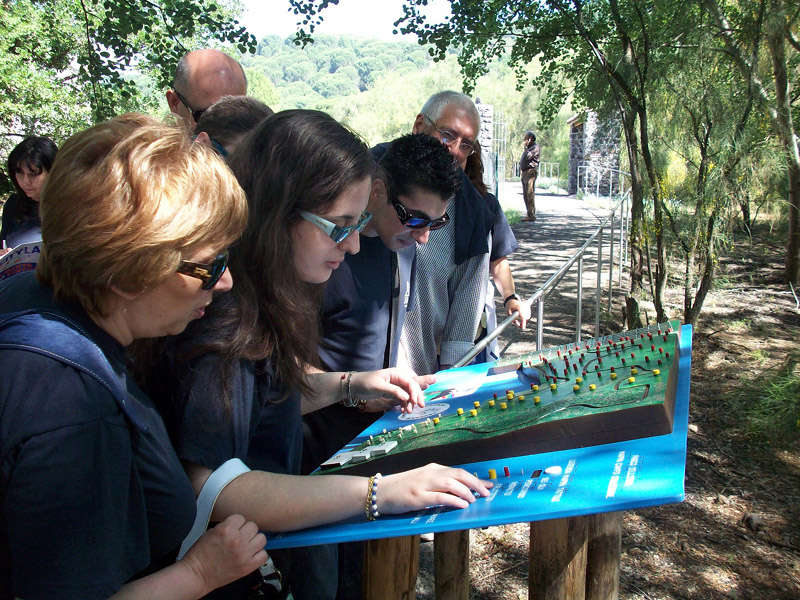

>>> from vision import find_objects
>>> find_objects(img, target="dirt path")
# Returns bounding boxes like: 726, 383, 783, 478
416, 186, 800, 599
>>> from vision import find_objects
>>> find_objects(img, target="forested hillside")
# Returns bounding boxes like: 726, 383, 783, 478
237, 34, 571, 178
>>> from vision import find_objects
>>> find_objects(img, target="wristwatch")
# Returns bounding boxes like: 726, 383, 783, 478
503, 293, 520, 306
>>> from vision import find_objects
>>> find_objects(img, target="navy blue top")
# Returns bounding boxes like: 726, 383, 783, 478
302, 235, 397, 473
318, 234, 394, 373
0, 272, 195, 599
174, 355, 303, 476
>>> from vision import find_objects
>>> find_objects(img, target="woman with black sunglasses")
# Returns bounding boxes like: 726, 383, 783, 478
138, 110, 492, 599
0, 115, 269, 599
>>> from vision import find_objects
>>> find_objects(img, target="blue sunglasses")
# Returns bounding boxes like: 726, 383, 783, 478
299, 210, 372, 244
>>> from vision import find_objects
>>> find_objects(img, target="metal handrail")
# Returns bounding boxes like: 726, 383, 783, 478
453, 191, 631, 368
577, 165, 629, 199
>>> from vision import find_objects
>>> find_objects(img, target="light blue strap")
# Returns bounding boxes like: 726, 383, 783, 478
177, 458, 251, 560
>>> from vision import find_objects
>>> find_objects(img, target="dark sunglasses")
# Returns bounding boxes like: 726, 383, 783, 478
391, 198, 450, 230
173, 89, 207, 123
177, 252, 229, 290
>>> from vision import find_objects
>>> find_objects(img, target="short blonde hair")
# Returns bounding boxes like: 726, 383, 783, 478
38, 113, 248, 315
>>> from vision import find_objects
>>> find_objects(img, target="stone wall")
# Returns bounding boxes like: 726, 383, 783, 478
567, 112, 621, 196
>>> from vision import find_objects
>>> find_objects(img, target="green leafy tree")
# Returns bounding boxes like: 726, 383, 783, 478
703, 0, 800, 284
1, 0, 255, 192
244, 68, 281, 108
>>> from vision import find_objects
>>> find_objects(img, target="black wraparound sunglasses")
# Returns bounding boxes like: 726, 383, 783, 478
391, 198, 450, 230
177, 252, 229, 290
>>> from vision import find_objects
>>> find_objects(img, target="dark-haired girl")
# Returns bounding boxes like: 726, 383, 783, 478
141, 110, 491, 597
1, 136, 57, 250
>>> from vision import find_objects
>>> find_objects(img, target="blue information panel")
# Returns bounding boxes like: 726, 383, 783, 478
267, 325, 692, 549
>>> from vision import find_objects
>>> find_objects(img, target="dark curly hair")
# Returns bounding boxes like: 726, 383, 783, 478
378, 133, 460, 205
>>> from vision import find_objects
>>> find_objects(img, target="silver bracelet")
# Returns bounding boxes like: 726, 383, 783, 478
341, 371, 367, 409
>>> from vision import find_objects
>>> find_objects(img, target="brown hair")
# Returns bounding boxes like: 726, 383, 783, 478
465, 143, 488, 196
179, 109, 375, 398
37, 113, 247, 316
194, 95, 273, 152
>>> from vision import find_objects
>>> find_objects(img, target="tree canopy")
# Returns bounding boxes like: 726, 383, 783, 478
1, 0, 255, 192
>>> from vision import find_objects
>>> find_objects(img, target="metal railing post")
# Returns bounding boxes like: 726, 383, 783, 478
452, 187, 631, 367
576, 255, 584, 343
595, 227, 603, 338
608, 205, 615, 312
619, 196, 625, 291
536, 297, 544, 352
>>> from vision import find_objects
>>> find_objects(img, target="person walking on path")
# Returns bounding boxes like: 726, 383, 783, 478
520, 131, 541, 221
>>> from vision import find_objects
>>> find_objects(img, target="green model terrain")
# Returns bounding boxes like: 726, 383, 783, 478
319, 321, 680, 473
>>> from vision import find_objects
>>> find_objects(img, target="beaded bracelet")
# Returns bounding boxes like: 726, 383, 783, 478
364, 473, 382, 521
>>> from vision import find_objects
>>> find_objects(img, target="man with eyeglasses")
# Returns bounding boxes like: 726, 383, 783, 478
166, 49, 247, 127
400, 90, 522, 374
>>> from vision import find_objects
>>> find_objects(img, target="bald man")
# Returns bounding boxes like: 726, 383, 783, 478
166, 49, 248, 127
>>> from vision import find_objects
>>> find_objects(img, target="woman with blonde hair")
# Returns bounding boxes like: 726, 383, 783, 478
0, 114, 265, 599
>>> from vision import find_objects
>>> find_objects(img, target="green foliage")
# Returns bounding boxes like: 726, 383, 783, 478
729, 353, 800, 446
504, 209, 522, 226
243, 33, 443, 111
0, 0, 254, 193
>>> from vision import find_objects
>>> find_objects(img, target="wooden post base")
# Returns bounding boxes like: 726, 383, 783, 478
529, 517, 588, 600
586, 512, 621, 600
434, 530, 470, 600
363, 535, 419, 600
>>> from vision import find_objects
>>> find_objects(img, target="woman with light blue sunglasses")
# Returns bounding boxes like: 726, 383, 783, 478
138, 110, 492, 599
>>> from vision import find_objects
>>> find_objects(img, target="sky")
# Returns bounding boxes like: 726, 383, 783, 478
241, 0, 450, 42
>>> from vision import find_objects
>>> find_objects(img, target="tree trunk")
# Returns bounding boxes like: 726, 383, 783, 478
637, 106, 668, 322
706, 0, 800, 285
685, 210, 720, 326
765, 4, 800, 284
622, 109, 646, 295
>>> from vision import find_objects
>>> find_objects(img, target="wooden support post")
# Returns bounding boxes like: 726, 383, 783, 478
363, 535, 419, 600
585, 512, 621, 600
434, 529, 470, 600
529, 517, 588, 600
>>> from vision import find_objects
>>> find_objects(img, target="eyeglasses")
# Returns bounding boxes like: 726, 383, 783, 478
173, 89, 207, 123
177, 252, 229, 290
423, 115, 477, 157
299, 210, 372, 244
391, 198, 450, 230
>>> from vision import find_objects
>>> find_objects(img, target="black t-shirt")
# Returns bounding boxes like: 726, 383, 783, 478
0, 274, 196, 599
0, 193, 41, 248
485, 192, 519, 261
